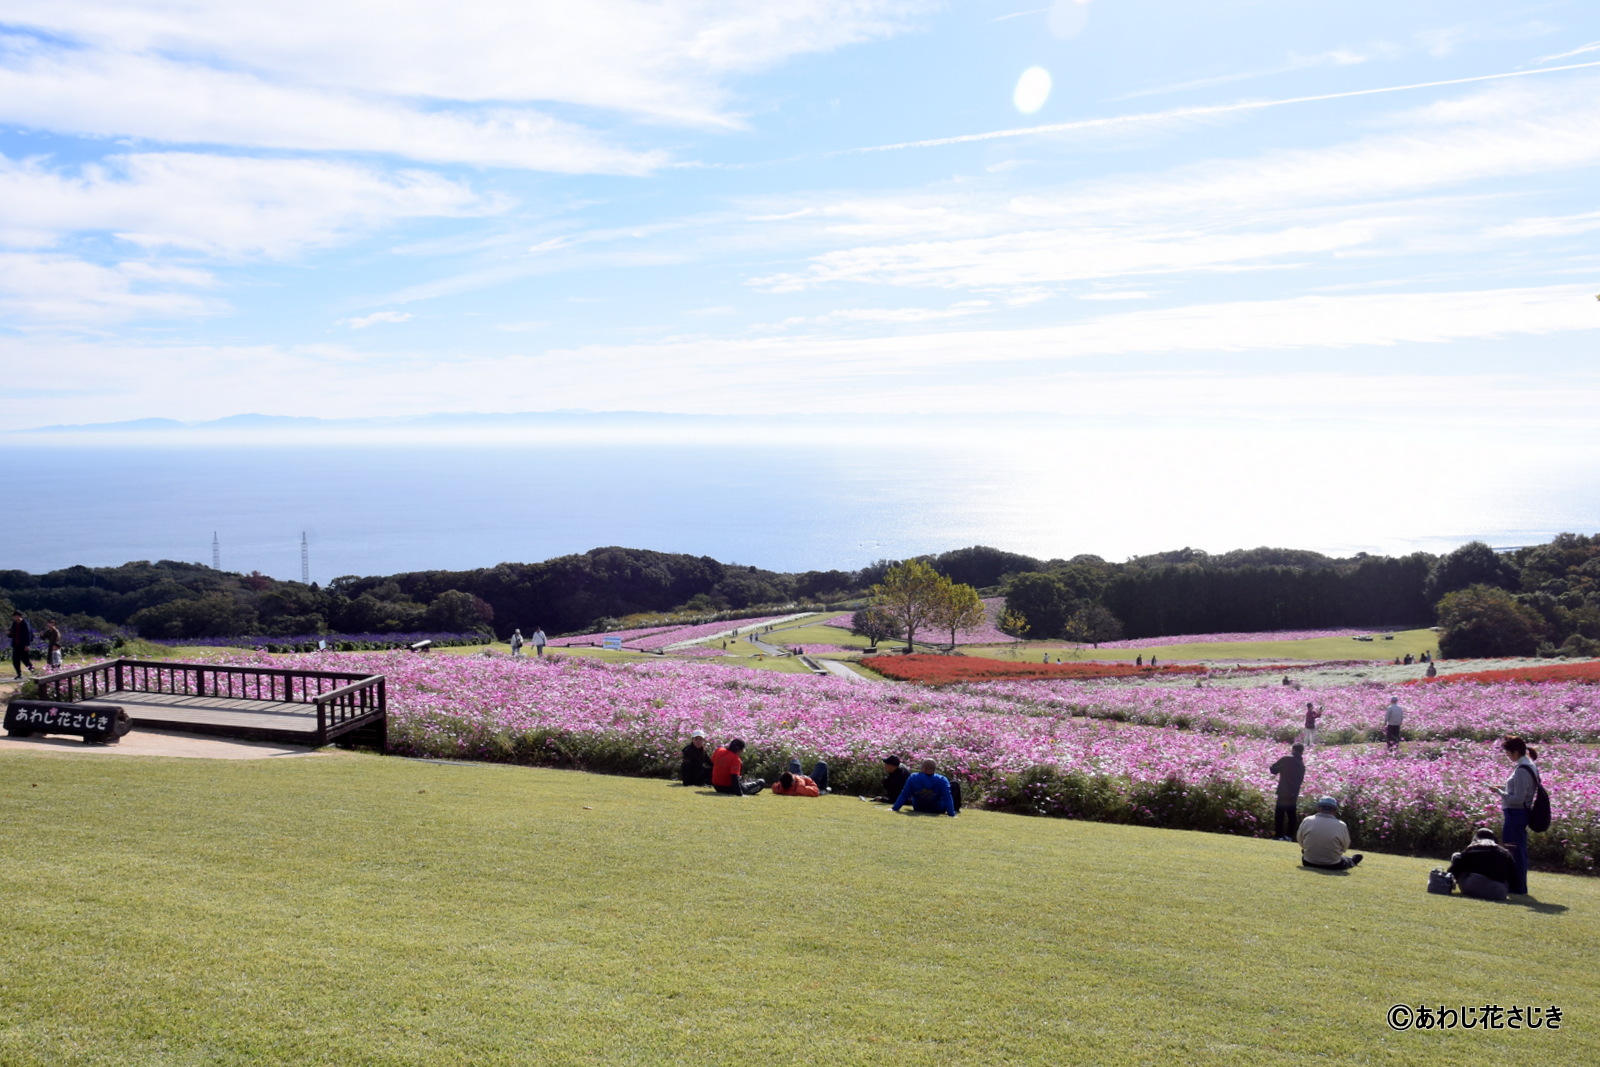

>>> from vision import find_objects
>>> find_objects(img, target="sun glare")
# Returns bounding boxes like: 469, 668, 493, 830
1013, 66, 1052, 114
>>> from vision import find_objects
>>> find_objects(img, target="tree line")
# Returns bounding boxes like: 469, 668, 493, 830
1, 535, 1596, 657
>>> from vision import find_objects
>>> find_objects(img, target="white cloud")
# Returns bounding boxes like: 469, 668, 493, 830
1485, 211, 1600, 240
0, 39, 666, 175
0, 153, 503, 257
559, 285, 1600, 387
753, 78, 1600, 293
5, 285, 1596, 429
0, 252, 220, 324
0, 1, 931, 170
341, 311, 413, 329
751, 219, 1380, 291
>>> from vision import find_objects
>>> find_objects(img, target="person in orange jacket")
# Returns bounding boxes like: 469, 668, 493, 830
771, 771, 820, 797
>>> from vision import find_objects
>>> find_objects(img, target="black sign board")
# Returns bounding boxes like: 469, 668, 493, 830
4, 699, 132, 744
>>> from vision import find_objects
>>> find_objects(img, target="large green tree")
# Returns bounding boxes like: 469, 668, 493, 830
929, 581, 986, 648
1436, 584, 1548, 659
872, 560, 948, 652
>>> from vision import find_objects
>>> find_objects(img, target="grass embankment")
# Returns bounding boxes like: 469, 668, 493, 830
1, 753, 1592, 1066
966, 627, 1442, 663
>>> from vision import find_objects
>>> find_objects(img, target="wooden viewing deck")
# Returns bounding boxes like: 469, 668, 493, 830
27, 658, 387, 748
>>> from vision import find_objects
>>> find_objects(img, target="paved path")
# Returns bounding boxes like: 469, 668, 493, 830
818, 659, 872, 683
0, 728, 319, 760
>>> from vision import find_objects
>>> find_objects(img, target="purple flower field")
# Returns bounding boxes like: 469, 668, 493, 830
211, 649, 1599, 871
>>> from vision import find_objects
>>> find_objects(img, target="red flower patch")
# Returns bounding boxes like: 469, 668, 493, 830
1409, 661, 1600, 686
860, 654, 1207, 686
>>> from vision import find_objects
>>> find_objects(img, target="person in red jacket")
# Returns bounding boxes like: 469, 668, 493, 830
771, 771, 820, 797
710, 738, 766, 795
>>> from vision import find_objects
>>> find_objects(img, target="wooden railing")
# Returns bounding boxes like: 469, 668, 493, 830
35, 659, 386, 722
313, 675, 387, 735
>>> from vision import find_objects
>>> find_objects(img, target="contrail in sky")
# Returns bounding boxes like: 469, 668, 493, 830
850, 60, 1600, 154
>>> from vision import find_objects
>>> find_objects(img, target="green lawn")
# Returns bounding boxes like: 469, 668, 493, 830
1, 752, 1591, 1065
966, 627, 1443, 663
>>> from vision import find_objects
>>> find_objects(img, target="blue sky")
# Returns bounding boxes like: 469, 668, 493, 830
1, 0, 1597, 449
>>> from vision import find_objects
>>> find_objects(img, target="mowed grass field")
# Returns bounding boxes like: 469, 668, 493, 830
2, 751, 1593, 1066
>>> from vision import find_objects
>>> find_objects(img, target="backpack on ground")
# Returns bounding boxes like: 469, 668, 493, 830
1526, 764, 1552, 833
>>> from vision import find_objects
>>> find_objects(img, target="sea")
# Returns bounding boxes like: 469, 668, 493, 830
4, 415, 1598, 580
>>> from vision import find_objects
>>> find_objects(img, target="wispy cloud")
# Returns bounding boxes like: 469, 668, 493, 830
849, 60, 1600, 153
1116, 47, 1380, 101
340, 311, 413, 329
1534, 40, 1600, 64
0, 1, 933, 138
0, 252, 219, 325
0, 153, 502, 257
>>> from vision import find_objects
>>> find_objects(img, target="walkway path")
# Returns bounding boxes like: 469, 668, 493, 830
818, 659, 871, 683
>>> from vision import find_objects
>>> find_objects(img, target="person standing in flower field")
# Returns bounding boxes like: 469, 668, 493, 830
1269, 743, 1306, 841
1383, 696, 1405, 751
1301, 702, 1323, 747
532, 627, 547, 657
509, 629, 524, 657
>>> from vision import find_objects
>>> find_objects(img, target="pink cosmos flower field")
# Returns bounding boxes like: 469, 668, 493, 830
210, 649, 1599, 872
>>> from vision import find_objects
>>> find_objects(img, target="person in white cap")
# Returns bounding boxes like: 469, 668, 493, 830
509, 629, 524, 657
680, 730, 714, 787
1297, 796, 1363, 869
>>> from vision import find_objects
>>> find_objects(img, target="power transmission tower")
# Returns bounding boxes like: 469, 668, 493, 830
301, 532, 310, 584
212, 532, 220, 571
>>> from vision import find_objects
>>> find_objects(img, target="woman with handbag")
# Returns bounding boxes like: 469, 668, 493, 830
1493, 736, 1540, 896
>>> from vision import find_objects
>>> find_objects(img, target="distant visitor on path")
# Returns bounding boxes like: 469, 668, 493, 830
42, 618, 63, 670
1383, 696, 1405, 750
1494, 736, 1541, 895
1301, 702, 1323, 747
710, 738, 766, 796
1136, 654, 1142, 666
1298, 796, 1363, 869
9, 610, 36, 679
532, 628, 547, 657
771, 771, 820, 797
681, 730, 714, 787
1447, 828, 1514, 901
509, 629, 524, 657
1269, 744, 1306, 841
892, 758, 958, 817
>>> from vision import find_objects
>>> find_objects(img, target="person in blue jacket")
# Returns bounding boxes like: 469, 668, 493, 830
893, 758, 958, 817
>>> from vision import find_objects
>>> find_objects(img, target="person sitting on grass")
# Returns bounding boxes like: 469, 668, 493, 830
681, 730, 714, 787
710, 738, 766, 796
771, 771, 820, 797
863, 755, 911, 804
1297, 796, 1363, 869
1446, 828, 1514, 901
892, 759, 958, 817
